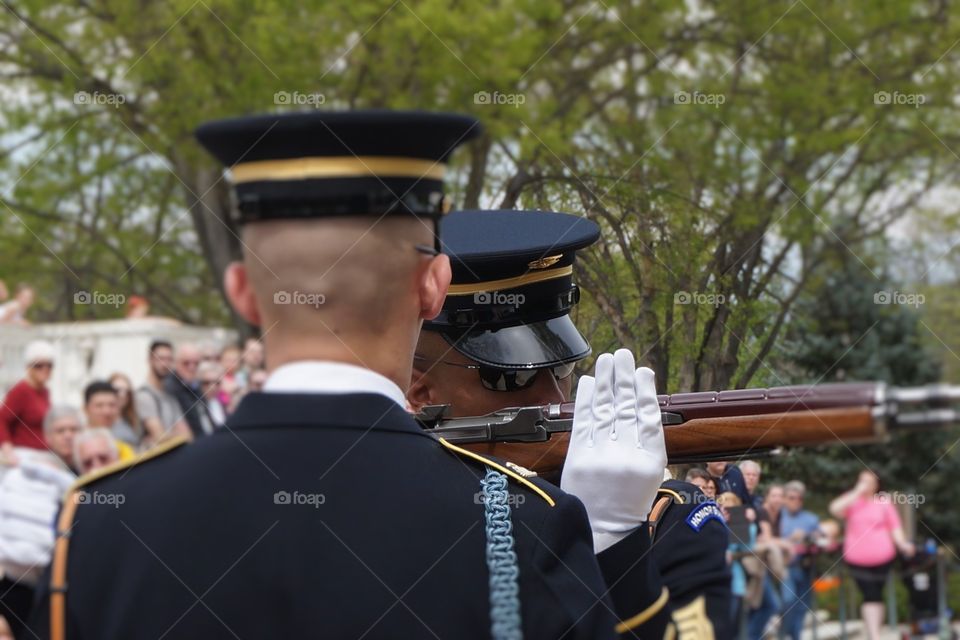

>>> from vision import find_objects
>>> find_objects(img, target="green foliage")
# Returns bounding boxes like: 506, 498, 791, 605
1, 0, 959, 386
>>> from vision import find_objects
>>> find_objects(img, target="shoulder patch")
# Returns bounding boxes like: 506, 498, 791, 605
685, 501, 724, 532
69, 435, 190, 494
437, 437, 555, 507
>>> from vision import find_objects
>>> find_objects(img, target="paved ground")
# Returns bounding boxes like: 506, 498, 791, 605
756, 610, 957, 638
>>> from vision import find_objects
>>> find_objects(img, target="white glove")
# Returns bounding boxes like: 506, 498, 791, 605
561, 349, 667, 553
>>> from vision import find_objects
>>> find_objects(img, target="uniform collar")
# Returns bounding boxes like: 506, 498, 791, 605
263, 360, 406, 408
226, 391, 427, 438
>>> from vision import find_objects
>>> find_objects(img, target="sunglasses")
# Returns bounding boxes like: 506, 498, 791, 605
414, 355, 576, 392
31, 361, 53, 370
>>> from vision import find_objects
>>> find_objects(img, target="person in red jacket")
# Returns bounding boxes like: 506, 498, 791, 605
0, 340, 54, 457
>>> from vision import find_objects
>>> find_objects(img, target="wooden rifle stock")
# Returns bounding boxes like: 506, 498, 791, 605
662, 407, 876, 459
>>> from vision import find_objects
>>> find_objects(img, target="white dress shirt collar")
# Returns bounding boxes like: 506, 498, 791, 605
263, 361, 406, 407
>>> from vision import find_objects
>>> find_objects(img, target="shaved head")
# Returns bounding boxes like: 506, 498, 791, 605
225, 216, 450, 390
244, 217, 431, 332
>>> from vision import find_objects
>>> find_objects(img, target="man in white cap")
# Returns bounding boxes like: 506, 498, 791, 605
0, 340, 54, 464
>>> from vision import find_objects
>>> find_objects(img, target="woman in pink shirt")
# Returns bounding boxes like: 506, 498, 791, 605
829, 470, 915, 640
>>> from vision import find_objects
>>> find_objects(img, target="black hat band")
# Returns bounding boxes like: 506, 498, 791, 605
428, 284, 580, 329
234, 177, 448, 222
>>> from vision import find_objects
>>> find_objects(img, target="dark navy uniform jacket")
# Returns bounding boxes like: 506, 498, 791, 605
649, 480, 732, 638
31, 393, 668, 639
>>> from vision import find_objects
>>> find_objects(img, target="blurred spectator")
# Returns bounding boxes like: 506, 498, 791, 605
165, 343, 213, 438
42, 405, 83, 474
248, 369, 268, 392
108, 372, 141, 449
746, 484, 789, 640
0, 615, 12, 640
684, 468, 715, 500
73, 428, 120, 474
134, 339, 190, 445
818, 519, 842, 552
829, 470, 915, 640
0, 425, 74, 637
0, 284, 34, 326
82, 382, 134, 461
779, 480, 820, 640
764, 484, 785, 533
707, 460, 752, 506
218, 344, 242, 409
198, 341, 219, 364
197, 361, 226, 431
235, 337, 264, 388
0, 280, 7, 303
228, 367, 269, 413
740, 460, 763, 510
125, 295, 150, 319
686, 468, 720, 500
0, 340, 54, 456
718, 491, 755, 629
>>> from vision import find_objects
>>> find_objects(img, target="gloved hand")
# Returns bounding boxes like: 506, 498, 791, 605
561, 349, 666, 553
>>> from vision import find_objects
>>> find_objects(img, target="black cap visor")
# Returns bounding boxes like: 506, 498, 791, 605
439, 315, 591, 369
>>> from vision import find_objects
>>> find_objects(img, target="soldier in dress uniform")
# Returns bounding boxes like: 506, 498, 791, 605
409, 209, 733, 639
30, 113, 670, 639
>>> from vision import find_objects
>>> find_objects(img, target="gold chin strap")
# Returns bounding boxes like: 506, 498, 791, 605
445, 266, 573, 296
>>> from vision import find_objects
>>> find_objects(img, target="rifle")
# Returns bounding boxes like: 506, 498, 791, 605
416, 382, 960, 474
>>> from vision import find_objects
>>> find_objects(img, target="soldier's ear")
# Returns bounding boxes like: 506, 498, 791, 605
224, 262, 262, 327
407, 362, 436, 413
418, 254, 451, 320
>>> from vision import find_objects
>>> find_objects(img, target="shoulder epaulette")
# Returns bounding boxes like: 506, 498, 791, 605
437, 437, 555, 507
68, 434, 190, 494
649, 483, 687, 540
50, 435, 189, 640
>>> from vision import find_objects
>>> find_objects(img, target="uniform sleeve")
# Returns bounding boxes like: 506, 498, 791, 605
651, 490, 733, 639
522, 492, 668, 639
596, 527, 672, 638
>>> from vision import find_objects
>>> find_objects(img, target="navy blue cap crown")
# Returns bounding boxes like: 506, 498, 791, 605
195, 110, 481, 223
426, 209, 600, 369
432, 209, 600, 328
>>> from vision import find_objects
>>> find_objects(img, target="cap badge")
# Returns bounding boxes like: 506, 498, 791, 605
527, 254, 562, 270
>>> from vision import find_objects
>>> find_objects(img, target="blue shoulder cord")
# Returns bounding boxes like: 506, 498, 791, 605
481, 469, 523, 640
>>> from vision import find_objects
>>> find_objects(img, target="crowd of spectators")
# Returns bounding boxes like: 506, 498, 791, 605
0, 336, 266, 636
683, 461, 916, 639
